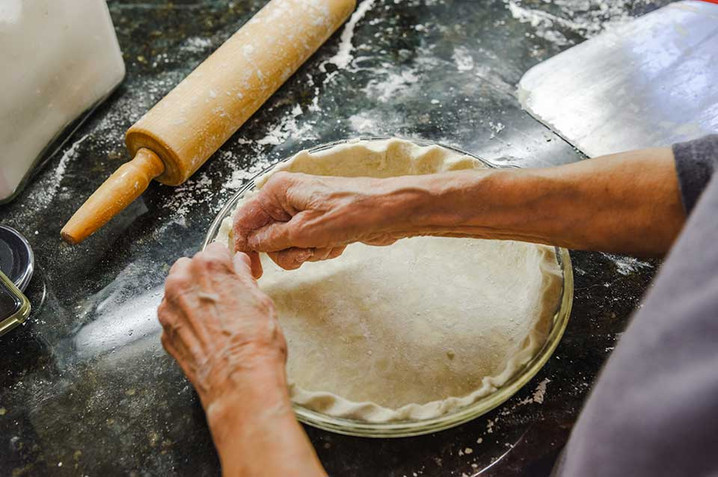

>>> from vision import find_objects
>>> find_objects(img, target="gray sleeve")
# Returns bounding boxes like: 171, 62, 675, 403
672, 134, 718, 214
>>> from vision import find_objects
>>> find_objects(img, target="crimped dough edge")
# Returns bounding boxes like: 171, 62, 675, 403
216, 138, 563, 423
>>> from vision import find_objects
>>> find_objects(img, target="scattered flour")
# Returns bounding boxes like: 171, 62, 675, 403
163, 170, 214, 219
256, 104, 317, 146
457, 446, 474, 456
452, 47, 475, 72
25, 134, 89, 209
488, 121, 505, 139
529, 378, 550, 404
49, 134, 89, 201
221, 151, 273, 191
514, 378, 551, 406
364, 69, 419, 103
506, 1, 573, 46
504, 0, 641, 46
320, 0, 377, 72
486, 418, 495, 434
349, 111, 381, 134
601, 253, 653, 276
180, 36, 214, 54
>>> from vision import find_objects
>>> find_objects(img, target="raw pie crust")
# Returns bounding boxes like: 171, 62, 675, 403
216, 138, 563, 423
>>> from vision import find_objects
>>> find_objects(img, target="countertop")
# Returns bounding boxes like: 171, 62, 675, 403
0, 0, 670, 475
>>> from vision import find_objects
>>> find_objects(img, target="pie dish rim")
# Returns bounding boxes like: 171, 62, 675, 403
203, 136, 574, 438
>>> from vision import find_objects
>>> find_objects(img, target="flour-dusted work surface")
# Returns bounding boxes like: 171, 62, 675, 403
0, 1, 668, 475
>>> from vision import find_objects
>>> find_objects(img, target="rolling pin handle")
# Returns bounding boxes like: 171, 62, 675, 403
60, 148, 165, 244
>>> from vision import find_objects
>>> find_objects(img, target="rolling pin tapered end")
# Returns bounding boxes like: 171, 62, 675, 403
61, 148, 165, 245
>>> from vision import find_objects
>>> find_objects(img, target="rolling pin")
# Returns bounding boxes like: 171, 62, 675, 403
61, 0, 356, 244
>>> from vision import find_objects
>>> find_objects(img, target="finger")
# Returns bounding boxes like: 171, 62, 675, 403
248, 219, 297, 252
159, 311, 190, 361
161, 332, 178, 358
361, 236, 398, 246
161, 332, 197, 384
164, 266, 193, 303
159, 292, 205, 356
271, 246, 345, 267
157, 299, 172, 328
306, 247, 333, 262
268, 248, 315, 270
192, 246, 235, 280
168, 256, 192, 276
161, 329, 189, 361
163, 289, 211, 354
246, 251, 263, 279
201, 242, 234, 265
232, 252, 255, 280
175, 251, 229, 352
233, 197, 274, 253
327, 246, 346, 259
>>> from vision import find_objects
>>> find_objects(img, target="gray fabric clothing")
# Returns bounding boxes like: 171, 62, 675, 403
557, 134, 718, 477
673, 134, 718, 213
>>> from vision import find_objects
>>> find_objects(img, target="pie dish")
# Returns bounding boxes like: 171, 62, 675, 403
205, 137, 573, 437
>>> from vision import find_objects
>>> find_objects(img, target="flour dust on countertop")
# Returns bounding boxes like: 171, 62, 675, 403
503, 0, 662, 46
11, 0, 664, 230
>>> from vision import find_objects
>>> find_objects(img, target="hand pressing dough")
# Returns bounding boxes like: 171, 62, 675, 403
216, 138, 563, 423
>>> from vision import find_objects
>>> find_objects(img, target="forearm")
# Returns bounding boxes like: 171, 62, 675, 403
381, 147, 685, 256
206, 365, 326, 477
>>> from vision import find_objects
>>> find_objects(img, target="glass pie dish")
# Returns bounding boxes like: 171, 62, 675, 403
203, 137, 573, 438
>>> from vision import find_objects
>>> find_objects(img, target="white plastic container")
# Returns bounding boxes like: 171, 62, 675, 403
0, 0, 125, 203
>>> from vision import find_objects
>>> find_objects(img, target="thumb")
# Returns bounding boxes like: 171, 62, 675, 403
232, 252, 257, 279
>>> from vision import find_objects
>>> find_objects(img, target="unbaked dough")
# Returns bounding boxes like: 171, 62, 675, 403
216, 138, 563, 423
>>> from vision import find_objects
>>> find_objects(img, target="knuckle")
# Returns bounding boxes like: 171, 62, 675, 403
257, 294, 276, 316
166, 270, 191, 287
270, 171, 293, 186
258, 191, 289, 221
194, 251, 232, 273
278, 332, 288, 360
288, 216, 306, 240
289, 218, 315, 248
305, 188, 326, 208
160, 333, 173, 352
157, 308, 170, 327
262, 175, 288, 199
168, 257, 191, 274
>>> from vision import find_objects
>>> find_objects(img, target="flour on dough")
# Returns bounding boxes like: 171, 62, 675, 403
216, 138, 563, 423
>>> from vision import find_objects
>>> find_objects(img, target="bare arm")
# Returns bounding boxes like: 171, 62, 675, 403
406, 147, 685, 254
234, 147, 685, 276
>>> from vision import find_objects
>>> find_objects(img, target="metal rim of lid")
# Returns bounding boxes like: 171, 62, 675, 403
0, 225, 34, 292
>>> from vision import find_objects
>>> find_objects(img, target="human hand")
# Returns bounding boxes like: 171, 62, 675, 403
233, 172, 407, 278
158, 242, 288, 411
159, 243, 328, 477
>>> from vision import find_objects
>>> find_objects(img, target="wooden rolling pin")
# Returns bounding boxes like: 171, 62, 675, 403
61, 0, 356, 244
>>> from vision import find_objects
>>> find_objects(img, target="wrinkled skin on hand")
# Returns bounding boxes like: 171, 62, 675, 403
233, 172, 402, 278
158, 243, 288, 409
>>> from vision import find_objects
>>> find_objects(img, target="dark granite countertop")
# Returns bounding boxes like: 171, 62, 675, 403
0, 0, 672, 475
